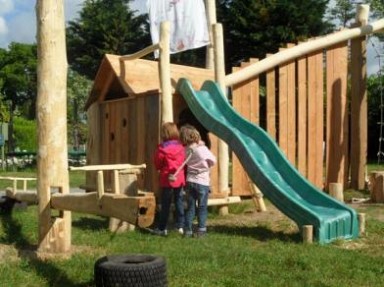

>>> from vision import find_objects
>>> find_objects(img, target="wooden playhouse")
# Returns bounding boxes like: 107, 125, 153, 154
84, 54, 233, 199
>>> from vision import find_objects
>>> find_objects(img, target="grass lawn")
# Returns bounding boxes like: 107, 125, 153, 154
0, 169, 85, 190
0, 189, 384, 287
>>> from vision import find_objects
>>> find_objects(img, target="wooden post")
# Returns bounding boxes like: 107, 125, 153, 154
350, 5, 369, 190
325, 42, 349, 190
36, 0, 71, 253
358, 213, 366, 235
329, 182, 344, 202
302, 225, 313, 243
213, 23, 229, 215
205, 0, 217, 69
159, 21, 173, 123
109, 170, 138, 232
249, 183, 267, 212
369, 171, 384, 203
97, 171, 105, 200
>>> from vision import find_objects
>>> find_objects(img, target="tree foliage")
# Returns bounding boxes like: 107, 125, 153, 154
0, 43, 37, 119
66, 0, 151, 79
368, 0, 384, 18
367, 74, 384, 160
217, 0, 332, 69
327, 0, 355, 28
67, 69, 92, 149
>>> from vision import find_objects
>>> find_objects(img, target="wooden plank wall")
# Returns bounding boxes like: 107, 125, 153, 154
231, 43, 350, 195
99, 94, 160, 194
307, 50, 324, 188
326, 42, 349, 189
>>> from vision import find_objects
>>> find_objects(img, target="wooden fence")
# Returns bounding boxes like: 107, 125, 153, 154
231, 38, 366, 196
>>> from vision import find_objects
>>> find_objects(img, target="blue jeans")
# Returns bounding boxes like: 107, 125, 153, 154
184, 182, 210, 234
158, 187, 185, 231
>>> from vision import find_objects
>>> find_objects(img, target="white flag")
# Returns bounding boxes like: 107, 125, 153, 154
147, 0, 210, 58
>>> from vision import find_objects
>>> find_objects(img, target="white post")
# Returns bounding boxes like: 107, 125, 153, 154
159, 21, 173, 123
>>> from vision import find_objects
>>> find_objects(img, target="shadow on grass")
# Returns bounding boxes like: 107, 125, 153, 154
0, 210, 94, 287
72, 216, 109, 231
209, 224, 302, 243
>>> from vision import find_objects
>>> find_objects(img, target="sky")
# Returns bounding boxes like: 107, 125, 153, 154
0, 0, 382, 76
0, 0, 146, 48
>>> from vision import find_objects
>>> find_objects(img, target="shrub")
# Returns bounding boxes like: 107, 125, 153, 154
13, 117, 37, 151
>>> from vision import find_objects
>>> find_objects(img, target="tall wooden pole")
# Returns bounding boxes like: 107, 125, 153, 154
205, 1, 229, 214
159, 21, 173, 123
213, 23, 229, 215
350, 4, 369, 190
36, 0, 71, 253
205, 0, 217, 69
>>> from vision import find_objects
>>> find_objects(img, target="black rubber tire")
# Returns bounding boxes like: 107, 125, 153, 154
94, 254, 167, 287
0, 196, 17, 214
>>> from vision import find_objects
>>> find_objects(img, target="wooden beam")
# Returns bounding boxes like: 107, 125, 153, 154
207, 196, 241, 206
50, 193, 156, 228
5, 188, 38, 204
225, 18, 384, 87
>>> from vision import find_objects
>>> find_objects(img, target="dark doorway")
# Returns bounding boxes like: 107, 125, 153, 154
178, 108, 211, 149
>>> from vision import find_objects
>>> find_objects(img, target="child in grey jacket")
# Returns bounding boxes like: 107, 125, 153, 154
180, 124, 216, 237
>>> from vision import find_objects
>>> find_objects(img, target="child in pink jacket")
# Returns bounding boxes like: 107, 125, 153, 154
154, 122, 186, 236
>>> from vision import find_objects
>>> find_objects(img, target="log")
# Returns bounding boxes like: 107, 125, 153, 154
50, 192, 156, 228
370, 171, 384, 203
213, 23, 229, 216
69, 164, 146, 172
5, 188, 38, 204
302, 225, 313, 243
329, 183, 344, 202
36, 0, 71, 253
225, 19, 384, 87
207, 196, 241, 206
358, 213, 366, 235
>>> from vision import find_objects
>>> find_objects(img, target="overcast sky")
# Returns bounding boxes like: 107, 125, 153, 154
0, 0, 381, 75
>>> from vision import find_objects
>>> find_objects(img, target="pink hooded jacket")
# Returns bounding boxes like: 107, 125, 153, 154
154, 140, 186, 188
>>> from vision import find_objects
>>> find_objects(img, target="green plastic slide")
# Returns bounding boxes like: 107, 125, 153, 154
177, 78, 359, 244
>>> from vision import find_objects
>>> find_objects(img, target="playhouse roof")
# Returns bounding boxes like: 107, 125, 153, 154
85, 54, 214, 110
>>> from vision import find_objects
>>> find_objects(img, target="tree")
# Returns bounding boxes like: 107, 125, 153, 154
66, 0, 150, 79
368, 0, 384, 18
327, 0, 355, 28
367, 74, 384, 161
67, 69, 92, 149
368, 0, 384, 43
0, 43, 37, 151
0, 43, 37, 119
217, 0, 332, 70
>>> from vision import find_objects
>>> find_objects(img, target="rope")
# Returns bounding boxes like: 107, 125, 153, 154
369, 36, 384, 164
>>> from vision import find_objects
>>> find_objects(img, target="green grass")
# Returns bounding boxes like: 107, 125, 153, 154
1, 196, 384, 287
1, 167, 384, 286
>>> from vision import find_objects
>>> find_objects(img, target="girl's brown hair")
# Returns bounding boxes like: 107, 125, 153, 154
180, 124, 201, 145
161, 122, 180, 141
